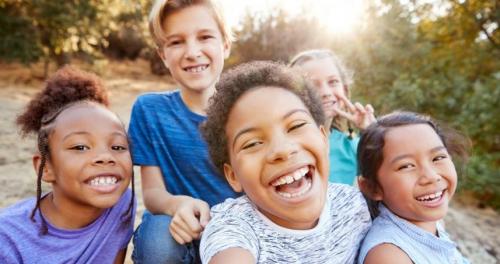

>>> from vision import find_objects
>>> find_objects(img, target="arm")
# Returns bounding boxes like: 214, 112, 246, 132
209, 248, 255, 264
113, 249, 126, 264
141, 166, 210, 244
363, 243, 412, 264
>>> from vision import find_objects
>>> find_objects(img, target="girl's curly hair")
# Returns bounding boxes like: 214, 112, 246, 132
201, 61, 325, 177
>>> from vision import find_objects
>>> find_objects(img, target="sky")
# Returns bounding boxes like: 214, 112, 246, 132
219, 0, 366, 35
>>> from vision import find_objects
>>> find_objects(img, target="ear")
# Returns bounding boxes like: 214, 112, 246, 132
358, 176, 383, 201
156, 48, 170, 70
223, 163, 242, 192
223, 40, 231, 59
33, 154, 55, 183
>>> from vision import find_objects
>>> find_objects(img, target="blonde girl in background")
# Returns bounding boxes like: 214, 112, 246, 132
290, 49, 375, 185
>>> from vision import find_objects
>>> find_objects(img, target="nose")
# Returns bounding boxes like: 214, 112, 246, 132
184, 39, 202, 59
318, 82, 333, 99
93, 149, 116, 166
418, 164, 441, 184
266, 134, 299, 163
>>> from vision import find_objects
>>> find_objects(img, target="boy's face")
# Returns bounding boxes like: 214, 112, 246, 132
39, 104, 132, 212
224, 87, 329, 230
158, 5, 230, 94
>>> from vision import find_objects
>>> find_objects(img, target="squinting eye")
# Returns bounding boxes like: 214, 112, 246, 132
112, 145, 128, 151
397, 164, 414, 171
288, 122, 307, 132
328, 79, 340, 86
242, 141, 261, 150
433, 154, 447, 162
201, 35, 214, 40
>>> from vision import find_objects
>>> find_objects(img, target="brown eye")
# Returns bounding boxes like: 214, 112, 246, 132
70, 145, 89, 151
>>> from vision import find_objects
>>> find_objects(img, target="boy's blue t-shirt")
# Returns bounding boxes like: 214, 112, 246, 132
0, 189, 135, 264
328, 129, 359, 185
128, 90, 238, 207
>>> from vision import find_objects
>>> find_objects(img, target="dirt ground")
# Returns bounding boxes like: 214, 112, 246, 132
0, 60, 498, 263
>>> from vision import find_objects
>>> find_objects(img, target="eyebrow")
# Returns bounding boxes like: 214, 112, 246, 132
62, 131, 127, 141
231, 109, 310, 149
389, 146, 447, 164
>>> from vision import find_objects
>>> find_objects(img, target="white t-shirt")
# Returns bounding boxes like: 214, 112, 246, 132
200, 183, 371, 264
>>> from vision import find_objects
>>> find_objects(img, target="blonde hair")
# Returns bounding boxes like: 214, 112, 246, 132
290, 49, 354, 133
149, 0, 233, 48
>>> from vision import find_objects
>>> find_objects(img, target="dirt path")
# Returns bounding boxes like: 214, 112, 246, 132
0, 61, 498, 263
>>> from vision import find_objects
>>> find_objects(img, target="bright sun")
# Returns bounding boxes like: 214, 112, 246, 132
221, 0, 366, 35
307, 0, 365, 34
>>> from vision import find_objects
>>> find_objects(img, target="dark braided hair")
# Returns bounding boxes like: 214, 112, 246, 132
16, 65, 134, 234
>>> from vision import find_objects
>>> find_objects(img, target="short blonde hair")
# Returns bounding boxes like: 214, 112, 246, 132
149, 0, 233, 48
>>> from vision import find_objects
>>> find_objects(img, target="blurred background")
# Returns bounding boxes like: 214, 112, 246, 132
0, 0, 498, 262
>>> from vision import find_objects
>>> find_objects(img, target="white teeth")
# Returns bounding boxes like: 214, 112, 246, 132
89, 176, 118, 186
277, 181, 312, 198
416, 190, 444, 202
185, 65, 208, 73
271, 166, 309, 187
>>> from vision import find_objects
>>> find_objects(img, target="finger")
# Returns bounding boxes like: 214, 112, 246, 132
333, 107, 355, 121
169, 224, 192, 244
171, 213, 200, 239
354, 102, 366, 114
197, 203, 211, 228
336, 94, 356, 113
365, 104, 374, 114
179, 211, 204, 234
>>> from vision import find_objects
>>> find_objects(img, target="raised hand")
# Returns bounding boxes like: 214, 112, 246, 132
333, 94, 376, 130
169, 197, 211, 244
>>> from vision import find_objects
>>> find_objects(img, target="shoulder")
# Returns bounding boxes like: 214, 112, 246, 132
132, 90, 179, 107
327, 183, 368, 214
201, 197, 259, 264
0, 198, 37, 246
363, 243, 413, 264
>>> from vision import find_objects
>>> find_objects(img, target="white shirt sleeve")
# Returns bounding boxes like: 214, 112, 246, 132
200, 213, 259, 264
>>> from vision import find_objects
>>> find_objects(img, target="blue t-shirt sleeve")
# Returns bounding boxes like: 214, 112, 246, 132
128, 95, 159, 166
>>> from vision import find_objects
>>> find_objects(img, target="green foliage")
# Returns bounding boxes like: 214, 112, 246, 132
228, 0, 499, 208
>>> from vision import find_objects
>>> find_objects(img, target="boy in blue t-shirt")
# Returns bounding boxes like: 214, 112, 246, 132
128, 1, 238, 263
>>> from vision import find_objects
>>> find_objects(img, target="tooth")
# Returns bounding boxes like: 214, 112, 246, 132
285, 176, 294, 184
293, 171, 302, 181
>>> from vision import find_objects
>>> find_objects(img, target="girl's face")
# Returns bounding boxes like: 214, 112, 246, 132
374, 124, 457, 233
224, 87, 329, 230
299, 58, 347, 119
43, 103, 132, 212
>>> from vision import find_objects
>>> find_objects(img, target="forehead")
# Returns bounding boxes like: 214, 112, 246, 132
226, 87, 307, 132
383, 124, 443, 154
163, 4, 221, 36
53, 103, 124, 133
299, 57, 341, 79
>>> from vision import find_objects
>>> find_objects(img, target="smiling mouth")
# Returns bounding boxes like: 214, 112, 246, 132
86, 176, 120, 186
183, 64, 209, 73
415, 189, 445, 202
270, 166, 313, 199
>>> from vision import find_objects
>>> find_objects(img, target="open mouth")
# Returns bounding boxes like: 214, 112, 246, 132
270, 165, 313, 199
183, 64, 209, 73
415, 189, 445, 203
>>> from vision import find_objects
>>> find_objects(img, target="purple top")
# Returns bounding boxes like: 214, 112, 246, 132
0, 189, 135, 264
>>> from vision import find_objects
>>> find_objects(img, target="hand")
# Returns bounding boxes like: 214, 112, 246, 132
169, 197, 210, 244
333, 94, 376, 130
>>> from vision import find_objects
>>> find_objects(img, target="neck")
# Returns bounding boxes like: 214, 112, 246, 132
324, 118, 333, 135
413, 220, 438, 235
180, 85, 215, 115
40, 192, 104, 229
